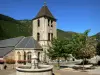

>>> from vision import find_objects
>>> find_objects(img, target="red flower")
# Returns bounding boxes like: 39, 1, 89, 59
6, 59, 15, 64
0, 60, 4, 64
17, 60, 26, 63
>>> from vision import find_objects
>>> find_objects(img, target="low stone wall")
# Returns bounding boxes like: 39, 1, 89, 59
0, 64, 15, 70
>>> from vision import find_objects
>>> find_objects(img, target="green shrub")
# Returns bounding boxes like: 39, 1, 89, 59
80, 60, 90, 65
97, 61, 100, 65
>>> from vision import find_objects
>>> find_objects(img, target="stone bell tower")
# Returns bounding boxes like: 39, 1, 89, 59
32, 3, 57, 62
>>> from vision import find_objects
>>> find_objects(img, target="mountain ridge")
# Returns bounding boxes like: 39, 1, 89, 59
0, 14, 98, 40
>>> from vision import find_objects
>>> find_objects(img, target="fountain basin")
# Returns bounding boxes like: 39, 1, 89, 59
16, 65, 53, 75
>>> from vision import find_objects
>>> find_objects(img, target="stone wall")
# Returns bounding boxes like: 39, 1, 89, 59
32, 17, 57, 63
4, 50, 15, 60
32, 17, 57, 41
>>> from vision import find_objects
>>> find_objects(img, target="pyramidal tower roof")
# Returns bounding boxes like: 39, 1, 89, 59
33, 3, 56, 20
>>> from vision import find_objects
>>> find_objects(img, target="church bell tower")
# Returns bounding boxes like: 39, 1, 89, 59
32, 3, 57, 62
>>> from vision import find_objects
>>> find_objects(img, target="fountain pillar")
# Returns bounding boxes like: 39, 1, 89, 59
31, 51, 38, 69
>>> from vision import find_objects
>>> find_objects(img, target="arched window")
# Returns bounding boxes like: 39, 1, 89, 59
37, 19, 40, 27
38, 52, 40, 62
48, 33, 50, 41
48, 19, 50, 26
51, 20, 53, 27
17, 52, 21, 60
37, 33, 40, 41
27, 52, 31, 63
23, 52, 26, 64
24, 52, 26, 61
51, 33, 53, 40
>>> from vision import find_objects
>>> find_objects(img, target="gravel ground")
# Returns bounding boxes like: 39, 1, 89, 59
88, 67, 100, 75
0, 69, 16, 75
0, 68, 99, 75
54, 69, 99, 75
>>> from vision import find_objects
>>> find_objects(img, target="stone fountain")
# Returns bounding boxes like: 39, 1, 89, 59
16, 51, 53, 75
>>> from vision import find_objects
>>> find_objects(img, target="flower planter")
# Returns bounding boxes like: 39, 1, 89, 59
17, 60, 26, 64
0, 60, 4, 64
6, 59, 15, 64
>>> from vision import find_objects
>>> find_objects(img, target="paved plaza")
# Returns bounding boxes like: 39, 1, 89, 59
0, 68, 100, 75
0, 69, 16, 75
54, 70, 96, 75
1, 60, 100, 75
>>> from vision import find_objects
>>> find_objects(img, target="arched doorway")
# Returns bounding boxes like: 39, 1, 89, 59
24, 51, 26, 64
17, 52, 21, 60
27, 52, 31, 63
38, 52, 40, 62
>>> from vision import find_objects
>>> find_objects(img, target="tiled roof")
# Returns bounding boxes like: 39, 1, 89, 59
16, 36, 42, 49
0, 36, 24, 47
0, 36, 42, 57
0, 47, 14, 57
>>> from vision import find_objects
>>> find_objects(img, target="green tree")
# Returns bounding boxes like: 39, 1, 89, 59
62, 38, 73, 60
47, 38, 62, 67
47, 38, 71, 68
71, 30, 96, 70
96, 42, 100, 55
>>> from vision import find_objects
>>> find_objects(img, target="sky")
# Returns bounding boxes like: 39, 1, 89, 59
0, 0, 100, 36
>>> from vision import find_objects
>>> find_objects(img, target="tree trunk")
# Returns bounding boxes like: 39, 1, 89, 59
57, 58, 60, 69
64, 56, 67, 61
83, 58, 85, 70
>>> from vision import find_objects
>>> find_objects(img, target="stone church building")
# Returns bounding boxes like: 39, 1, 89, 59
0, 3, 57, 63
